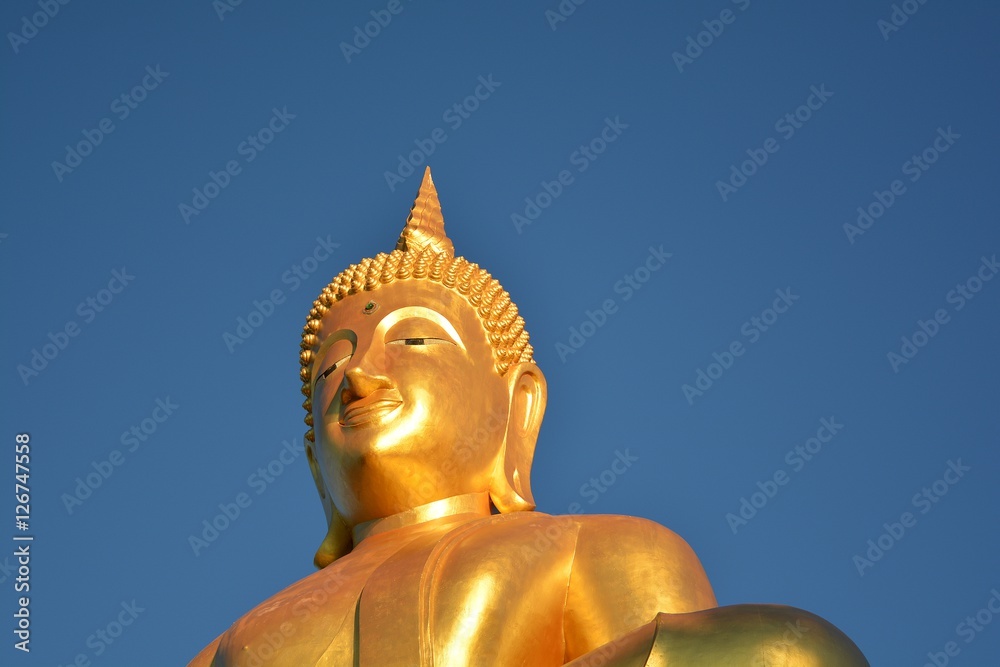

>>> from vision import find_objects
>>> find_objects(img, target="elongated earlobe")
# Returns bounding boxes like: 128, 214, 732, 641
489, 363, 547, 513
307, 444, 353, 568
314, 512, 352, 569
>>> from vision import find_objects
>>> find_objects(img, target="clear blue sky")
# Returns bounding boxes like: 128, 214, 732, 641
2, 1, 999, 665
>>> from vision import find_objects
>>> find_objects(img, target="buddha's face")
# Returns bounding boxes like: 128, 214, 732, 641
310, 280, 510, 526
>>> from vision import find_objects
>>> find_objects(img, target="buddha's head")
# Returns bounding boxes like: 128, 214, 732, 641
299, 168, 547, 567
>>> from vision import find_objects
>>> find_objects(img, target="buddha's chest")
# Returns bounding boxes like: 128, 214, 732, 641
215, 514, 577, 667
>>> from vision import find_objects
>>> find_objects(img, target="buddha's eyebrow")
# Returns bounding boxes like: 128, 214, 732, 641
317, 330, 354, 353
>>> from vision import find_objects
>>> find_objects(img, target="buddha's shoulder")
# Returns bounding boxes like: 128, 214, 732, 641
466, 512, 715, 610
570, 513, 701, 558
468, 511, 702, 561
564, 514, 717, 611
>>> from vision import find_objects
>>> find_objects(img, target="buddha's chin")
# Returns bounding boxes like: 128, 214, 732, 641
326, 445, 458, 523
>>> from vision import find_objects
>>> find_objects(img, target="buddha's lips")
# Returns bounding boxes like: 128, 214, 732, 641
341, 393, 403, 426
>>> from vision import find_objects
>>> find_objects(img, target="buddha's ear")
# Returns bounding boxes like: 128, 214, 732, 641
306, 440, 352, 568
490, 362, 547, 513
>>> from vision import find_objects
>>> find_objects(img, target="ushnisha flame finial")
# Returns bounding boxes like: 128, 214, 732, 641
395, 167, 454, 257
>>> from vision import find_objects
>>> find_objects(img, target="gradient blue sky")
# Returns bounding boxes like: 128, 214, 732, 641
3, 1, 999, 665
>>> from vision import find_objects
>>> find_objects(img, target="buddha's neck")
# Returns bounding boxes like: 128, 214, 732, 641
352, 491, 492, 544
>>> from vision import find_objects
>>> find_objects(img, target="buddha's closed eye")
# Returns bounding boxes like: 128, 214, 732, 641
318, 355, 351, 382
387, 337, 453, 346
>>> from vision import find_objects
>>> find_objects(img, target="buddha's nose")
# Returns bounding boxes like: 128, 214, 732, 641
341, 366, 393, 404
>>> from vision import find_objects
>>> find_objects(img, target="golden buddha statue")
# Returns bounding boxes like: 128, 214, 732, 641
189, 168, 868, 666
